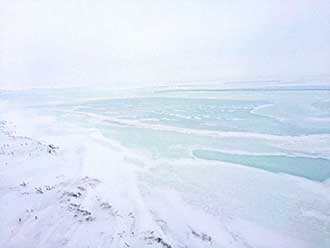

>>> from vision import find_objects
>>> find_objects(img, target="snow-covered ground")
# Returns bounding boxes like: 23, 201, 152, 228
0, 118, 232, 248
1, 85, 330, 248
4, 108, 266, 248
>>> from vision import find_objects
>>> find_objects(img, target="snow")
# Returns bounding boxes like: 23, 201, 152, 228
1, 87, 330, 247
1, 117, 329, 248
0, 119, 231, 247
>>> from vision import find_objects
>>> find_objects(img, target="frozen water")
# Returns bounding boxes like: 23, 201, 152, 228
1, 82, 330, 247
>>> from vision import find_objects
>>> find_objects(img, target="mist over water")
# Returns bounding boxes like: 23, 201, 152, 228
1, 1, 330, 246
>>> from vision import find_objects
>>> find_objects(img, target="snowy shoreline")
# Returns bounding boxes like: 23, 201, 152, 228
1, 110, 330, 248
0, 119, 225, 248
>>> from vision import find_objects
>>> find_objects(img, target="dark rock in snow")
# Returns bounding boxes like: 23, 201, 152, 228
35, 187, 43, 194
47, 144, 59, 154
20, 181, 27, 187
191, 230, 212, 242
100, 202, 112, 209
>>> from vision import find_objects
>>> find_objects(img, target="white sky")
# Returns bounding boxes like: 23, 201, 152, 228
1, 0, 329, 88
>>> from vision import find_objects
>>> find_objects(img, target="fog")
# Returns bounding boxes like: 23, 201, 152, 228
1, 0, 329, 89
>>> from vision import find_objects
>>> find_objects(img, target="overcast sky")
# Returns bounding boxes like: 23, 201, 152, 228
1, 0, 329, 89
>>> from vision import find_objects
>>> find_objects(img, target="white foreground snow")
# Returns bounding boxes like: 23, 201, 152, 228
0, 119, 230, 248
0, 116, 330, 248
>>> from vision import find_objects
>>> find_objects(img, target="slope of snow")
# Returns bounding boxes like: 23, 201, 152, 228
0, 120, 234, 248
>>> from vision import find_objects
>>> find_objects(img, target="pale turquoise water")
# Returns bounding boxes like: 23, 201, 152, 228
193, 149, 330, 181
2, 84, 330, 182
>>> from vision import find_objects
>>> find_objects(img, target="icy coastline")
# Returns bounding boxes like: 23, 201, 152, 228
1, 117, 330, 248
0, 120, 227, 248
1, 84, 330, 248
